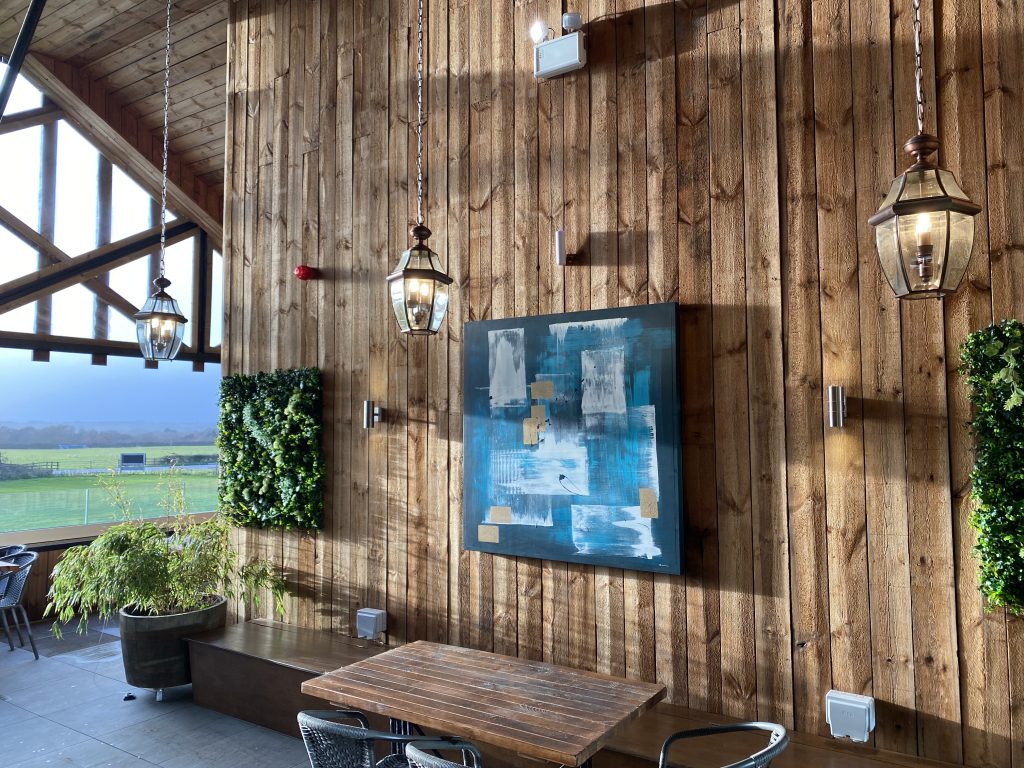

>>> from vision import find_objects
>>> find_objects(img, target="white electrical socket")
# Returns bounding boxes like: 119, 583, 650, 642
825, 689, 875, 743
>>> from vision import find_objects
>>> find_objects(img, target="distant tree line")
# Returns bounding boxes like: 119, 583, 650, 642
0, 424, 217, 449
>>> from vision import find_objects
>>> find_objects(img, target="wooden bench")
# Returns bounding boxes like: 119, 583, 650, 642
597, 702, 961, 768
186, 619, 384, 738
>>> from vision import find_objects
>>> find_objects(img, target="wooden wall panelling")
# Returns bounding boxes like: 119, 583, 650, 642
676, 0, 718, 715
850, 0, 917, 753
777, 0, 830, 738
330, 0, 353, 638
707, 15, 756, 720
467, 0, 493, 653
446, 0, 469, 651
490, 0, 518, 660
384, 0, 410, 650
980, 0, 1024, 761
221, 2, 1024, 764
537, 0, 569, 668
894, 0, 962, 760
562, 0, 595, 676
589, 0, 624, 681
511, 0, 543, 664
938, 0, 1009, 763
738, 0, 792, 728
425, 0, 451, 648
645, 0, 684, 701
616, 0, 655, 687
810, 0, 873, 723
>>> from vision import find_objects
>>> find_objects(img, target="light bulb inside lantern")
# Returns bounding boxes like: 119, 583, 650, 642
915, 214, 932, 247
530, 20, 549, 44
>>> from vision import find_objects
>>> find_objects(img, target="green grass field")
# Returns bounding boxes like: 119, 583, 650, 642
1, 445, 217, 469
0, 471, 219, 533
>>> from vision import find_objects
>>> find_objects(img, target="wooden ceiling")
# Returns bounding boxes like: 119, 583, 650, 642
0, 0, 227, 195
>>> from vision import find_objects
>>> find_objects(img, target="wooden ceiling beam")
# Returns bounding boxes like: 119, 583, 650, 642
18, 54, 222, 245
0, 202, 140, 320
0, 101, 61, 134
0, 218, 197, 314
0, 330, 219, 364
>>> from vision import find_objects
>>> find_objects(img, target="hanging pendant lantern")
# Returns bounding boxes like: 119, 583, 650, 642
135, 276, 187, 360
388, 0, 452, 335
868, 0, 981, 300
135, 0, 187, 360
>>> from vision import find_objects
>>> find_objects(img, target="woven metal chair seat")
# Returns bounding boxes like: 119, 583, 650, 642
405, 740, 482, 768
300, 710, 468, 768
658, 722, 788, 768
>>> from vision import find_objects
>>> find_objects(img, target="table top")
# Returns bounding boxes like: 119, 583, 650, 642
301, 640, 666, 766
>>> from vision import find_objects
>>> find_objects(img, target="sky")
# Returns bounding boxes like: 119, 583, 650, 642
0, 65, 222, 428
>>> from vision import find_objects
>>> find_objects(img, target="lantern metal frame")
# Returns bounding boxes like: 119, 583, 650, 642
868, 0, 981, 300
387, 0, 452, 336
134, 0, 187, 360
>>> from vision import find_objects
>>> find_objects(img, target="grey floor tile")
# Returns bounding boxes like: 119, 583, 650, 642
0, 698, 34, 726
2, 714, 92, 764
47, 691, 190, 737
4, 668, 128, 715
7, 738, 157, 768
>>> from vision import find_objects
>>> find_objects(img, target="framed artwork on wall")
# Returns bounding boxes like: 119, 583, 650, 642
463, 303, 682, 574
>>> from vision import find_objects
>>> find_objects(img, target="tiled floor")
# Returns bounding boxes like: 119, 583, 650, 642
0, 620, 309, 768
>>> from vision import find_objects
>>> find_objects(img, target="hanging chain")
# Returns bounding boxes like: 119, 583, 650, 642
912, 0, 925, 135
158, 0, 173, 278
415, 0, 424, 226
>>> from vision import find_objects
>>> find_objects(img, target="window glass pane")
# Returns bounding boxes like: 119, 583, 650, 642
164, 237, 195, 344
0, 227, 37, 334
0, 64, 42, 113
112, 166, 154, 241
107, 257, 151, 342
54, 121, 99, 256
49, 283, 95, 337
0, 124, 41, 226
0, 350, 222, 534
210, 250, 223, 348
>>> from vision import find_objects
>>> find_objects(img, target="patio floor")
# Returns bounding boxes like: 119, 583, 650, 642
0, 621, 309, 768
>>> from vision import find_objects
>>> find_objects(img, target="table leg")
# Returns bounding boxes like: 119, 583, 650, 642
389, 717, 414, 754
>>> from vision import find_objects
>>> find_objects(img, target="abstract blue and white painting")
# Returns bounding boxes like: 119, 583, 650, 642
463, 303, 682, 574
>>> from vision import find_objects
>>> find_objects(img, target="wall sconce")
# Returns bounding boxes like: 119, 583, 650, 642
554, 228, 576, 266
827, 385, 847, 429
363, 400, 383, 430
531, 13, 586, 80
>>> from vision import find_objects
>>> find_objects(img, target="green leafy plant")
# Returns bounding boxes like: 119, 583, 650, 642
218, 367, 324, 530
46, 474, 286, 636
961, 319, 1024, 613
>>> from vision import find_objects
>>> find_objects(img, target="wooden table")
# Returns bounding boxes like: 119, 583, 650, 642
302, 640, 666, 767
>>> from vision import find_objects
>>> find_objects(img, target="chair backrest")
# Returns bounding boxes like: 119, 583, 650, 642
659, 722, 788, 768
0, 544, 26, 559
405, 741, 483, 768
0, 550, 38, 607
297, 710, 387, 768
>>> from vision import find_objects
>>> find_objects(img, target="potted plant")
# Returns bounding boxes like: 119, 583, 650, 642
46, 474, 286, 690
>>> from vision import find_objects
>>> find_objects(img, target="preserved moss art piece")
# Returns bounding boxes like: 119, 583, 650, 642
961, 319, 1024, 613
218, 367, 323, 530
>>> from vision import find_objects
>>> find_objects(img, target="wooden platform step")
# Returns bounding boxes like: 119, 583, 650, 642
599, 703, 963, 768
185, 619, 384, 737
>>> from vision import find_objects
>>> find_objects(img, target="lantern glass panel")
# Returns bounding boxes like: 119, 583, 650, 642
390, 276, 411, 332
897, 210, 948, 293
937, 169, 968, 199
429, 282, 449, 333
405, 276, 435, 331
944, 210, 975, 290
901, 169, 943, 201
879, 176, 903, 210
874, 215, 906, 296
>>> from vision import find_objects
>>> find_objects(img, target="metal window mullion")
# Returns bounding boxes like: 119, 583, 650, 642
93, 156, 112, 366
33, 118, 56, 362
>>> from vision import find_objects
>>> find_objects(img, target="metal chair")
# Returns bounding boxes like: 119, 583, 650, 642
299, 710, 465, 768
0, 550, 39, 660
659, 722, 788, 768
405, 741, 482, 768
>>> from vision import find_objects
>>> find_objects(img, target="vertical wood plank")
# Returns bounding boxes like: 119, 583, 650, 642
777, 0, 831, 737
708, 20, 756, 720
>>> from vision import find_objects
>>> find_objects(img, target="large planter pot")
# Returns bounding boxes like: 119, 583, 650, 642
119, 596, 227, 689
